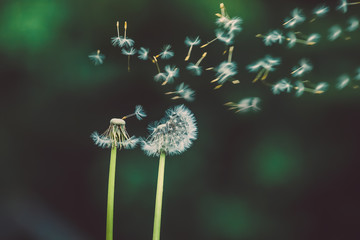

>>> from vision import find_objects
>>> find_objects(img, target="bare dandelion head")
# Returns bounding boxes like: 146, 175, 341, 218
91, 106, 146, 149
141, 105, 197, 156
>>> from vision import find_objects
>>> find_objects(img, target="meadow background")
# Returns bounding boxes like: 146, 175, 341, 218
1, 0, 360, 239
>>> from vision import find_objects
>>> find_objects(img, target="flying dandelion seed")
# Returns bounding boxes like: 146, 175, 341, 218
156, 45, 174, 60
283, 8, 306, 28
336, 74, 351, 90
166, 83, 195, 102
247, 55, 281, 82
88, 49, 105, 65
212, 61, 238, 88
111, 21, 134, 48
138, 47, 150, 60
184, 36, 201, 61
160, 65, 179, 85
294, 81, 305, 97
328, 25, 342, 41
272, 79, 292, 95
186, 52, 207, 76
225, 97, 261, 113
347, 17, 359, 31
291, 59, 313, 77
313, 5, 330, 19
314, 82, 329, 94
337, 0, 360, 13
121, 47, 136, 72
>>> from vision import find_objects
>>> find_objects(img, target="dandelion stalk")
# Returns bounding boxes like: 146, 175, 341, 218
106, 146, 117, 240
152, 151, 166, 240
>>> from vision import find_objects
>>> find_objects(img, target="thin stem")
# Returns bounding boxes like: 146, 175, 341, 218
128, 55, 131, 72
200, 38, 218, 48
283, 17, 295, 26
153, 57, 161, 73
185, 45, 193, 61
153, 151, 166, 240
348, 2, 360, 5
195, 52, 207, 66
106, 146, 117, 240
124, 21, 127, 39
116, 21, 120, 38
228, 46, 234, 63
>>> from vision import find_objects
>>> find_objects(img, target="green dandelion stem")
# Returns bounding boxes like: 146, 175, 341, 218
152, 151, 166, 240
106, 146, 117, 240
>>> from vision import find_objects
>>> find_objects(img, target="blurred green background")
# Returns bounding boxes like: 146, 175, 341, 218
1, 0, 360, 239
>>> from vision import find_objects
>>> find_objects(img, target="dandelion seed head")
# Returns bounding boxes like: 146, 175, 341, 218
186, 63, 202, 76
91, 118, 139, 150
141, 105, 197, 156
328, 25, 342, 41
160, 45, 174, 59
121, 47, 136, 56
185, 36, 201, 46
336, 74, 351, 90
138, 47, 150, 60
347, 17, 359, 32
313, 5, 329, 17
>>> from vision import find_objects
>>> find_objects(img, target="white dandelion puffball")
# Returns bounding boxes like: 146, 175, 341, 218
141, 105, 197, 157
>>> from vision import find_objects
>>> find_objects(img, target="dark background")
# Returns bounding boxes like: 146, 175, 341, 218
1, 0, 360, 239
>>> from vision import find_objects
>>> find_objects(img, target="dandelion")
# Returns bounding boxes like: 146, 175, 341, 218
88, 49, 105, 65
156, 45, 174, 60
247, 55, 281, 82
165, 83, 195, 102
347, 17, 359, 31
141, 105, 197, 240
224, 17, 243, 34
186, 52, 207, 76
225, 97, 261, 113
337, 0, 360, 13
294, 81, 305, 97
291, 59, 313, 77
272, 79, 292, 95
328, 25, 342, 41
184, 36, 201, 61
283, 8, 306, 28
121, 47, 136, 72
314, 82, 329, 94
91, 106, 145, 240
336, 74, 351, 90
138, 47, 150, 60
111, 21, 134, 48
